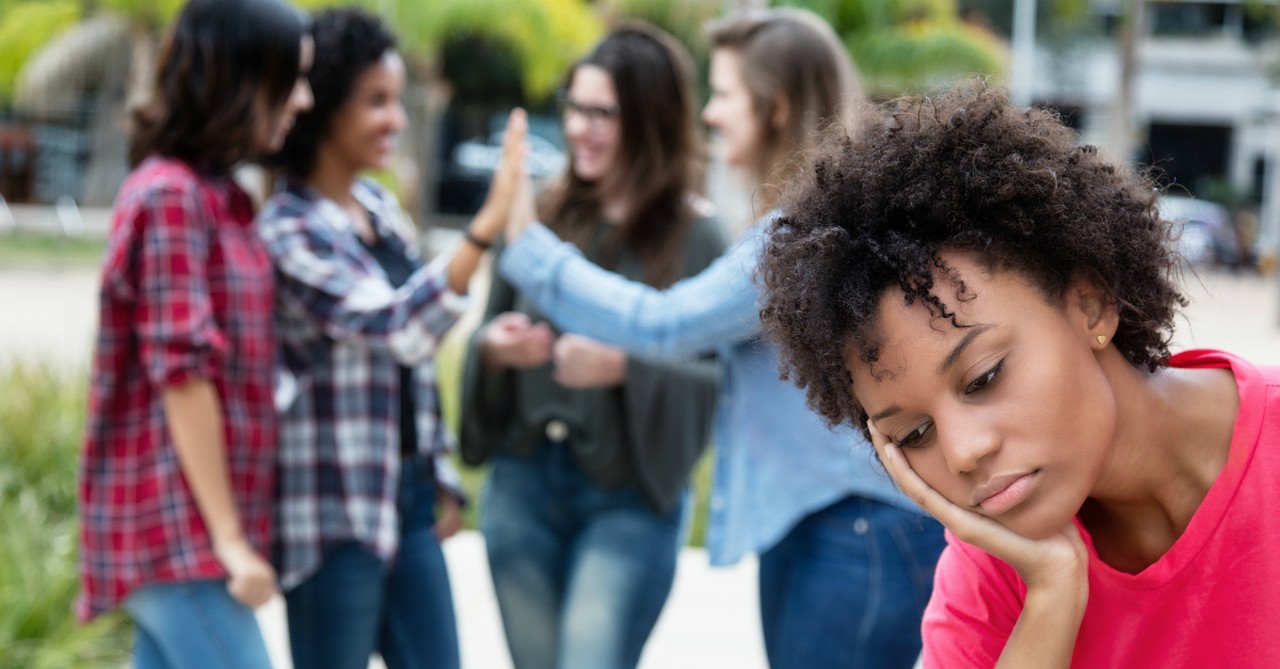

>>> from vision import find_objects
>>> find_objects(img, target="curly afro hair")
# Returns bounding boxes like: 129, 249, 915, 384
758, 80, 1186, 433
270, 7, 396, 177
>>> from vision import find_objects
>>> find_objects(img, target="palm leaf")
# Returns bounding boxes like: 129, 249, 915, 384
0, 1, 80, 100
295, 0, 602, 100
14, 14, 133, 117
850, 19, 1008, 92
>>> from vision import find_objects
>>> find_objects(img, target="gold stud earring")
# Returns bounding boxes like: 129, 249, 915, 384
1096, 335, 1107, 345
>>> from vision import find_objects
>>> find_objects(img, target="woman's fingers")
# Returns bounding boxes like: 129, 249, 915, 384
501, 108, 528, 158
496, 109, 528, 189
868, 422, 1087, 581
506, 167, 537, 241
879, 443, 1010, 548
867, 420, 991, 530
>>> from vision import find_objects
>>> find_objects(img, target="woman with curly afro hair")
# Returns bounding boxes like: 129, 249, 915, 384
258, 8, 527, 669
759, 80, 1280, 668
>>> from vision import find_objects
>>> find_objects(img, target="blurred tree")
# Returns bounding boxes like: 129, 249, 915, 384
0, 1, 80, 102
1, 0, 600, 212
780, 0, 1009, 95
599, 0, 723, 62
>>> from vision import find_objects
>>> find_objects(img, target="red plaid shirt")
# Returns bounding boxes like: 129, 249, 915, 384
78, 157, 277, 619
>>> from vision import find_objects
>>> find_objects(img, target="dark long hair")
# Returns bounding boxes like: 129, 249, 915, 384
271, 7, 397, 178
540, 22, 703, 288
129, 0, 307, 172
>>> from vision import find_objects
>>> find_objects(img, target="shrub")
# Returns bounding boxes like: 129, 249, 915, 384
0, 361, 129, 669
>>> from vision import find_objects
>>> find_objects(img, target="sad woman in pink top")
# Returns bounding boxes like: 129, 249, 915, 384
757, 80, 1280, 668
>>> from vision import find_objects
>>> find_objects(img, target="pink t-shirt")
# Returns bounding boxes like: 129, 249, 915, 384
922, 350, 1280, 668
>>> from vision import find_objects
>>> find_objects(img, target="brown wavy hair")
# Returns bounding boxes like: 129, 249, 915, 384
539, 21, 702, 288
758, 81, 1185, 432
707, 8, 861, 212
128, 0, 307, 172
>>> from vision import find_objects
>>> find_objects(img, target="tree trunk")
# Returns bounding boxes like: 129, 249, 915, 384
1108, 0, 1145, 166
403, 58, 454, 231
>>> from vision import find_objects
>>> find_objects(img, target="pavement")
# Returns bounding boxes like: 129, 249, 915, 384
0, 226, 770, 669
2, 224, 1278, 668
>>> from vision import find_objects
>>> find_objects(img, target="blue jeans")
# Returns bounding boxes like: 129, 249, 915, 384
285, 458, 460, 669
758, 496, 946, 669
124, 579, 272, 669
481, 442, 686, 669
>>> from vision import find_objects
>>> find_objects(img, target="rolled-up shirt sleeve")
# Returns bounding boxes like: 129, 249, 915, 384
260, 212, 468, 366
135, 184, 227, 387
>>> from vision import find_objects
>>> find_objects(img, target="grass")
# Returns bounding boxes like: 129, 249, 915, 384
0, 231, 106, 268
0, 325, 714, 667
0, 362, 129, 669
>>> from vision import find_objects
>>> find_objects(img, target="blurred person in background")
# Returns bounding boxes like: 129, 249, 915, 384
459, 22, 726, 669
77, 0, 312, 667
499, 8, 945, 668
258, 8, 527, 669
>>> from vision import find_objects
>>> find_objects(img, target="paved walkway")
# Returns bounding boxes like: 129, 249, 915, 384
2, 248, 1278, 668
252, 534, 766, 669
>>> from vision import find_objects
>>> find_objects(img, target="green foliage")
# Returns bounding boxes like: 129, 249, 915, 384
782, 0, 1008, 94
0, 362, 130, 669
0, 231, 107, 268
0, 1, 80, 99
849, 18, 1008, 91
601, 0, 721, 60
295, 0, 603, 100
97, 0, 186, 30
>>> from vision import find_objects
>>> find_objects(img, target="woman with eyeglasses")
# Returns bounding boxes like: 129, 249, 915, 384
459, 22, 726, 669
498, 8, 945, 669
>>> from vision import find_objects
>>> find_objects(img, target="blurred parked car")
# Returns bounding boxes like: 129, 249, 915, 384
1157, 194, 1240, 267
437, 113, 565, 216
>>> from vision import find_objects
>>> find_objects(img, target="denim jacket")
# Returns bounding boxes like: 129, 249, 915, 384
499, 221, 921, 566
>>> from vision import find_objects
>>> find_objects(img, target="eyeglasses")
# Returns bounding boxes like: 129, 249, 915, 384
559, 97, 621, 128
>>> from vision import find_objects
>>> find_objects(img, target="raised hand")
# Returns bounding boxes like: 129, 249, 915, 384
867, 421, 1088, 587
505, 156, 537, 242
480, 311, 554, 370
551, 333, 627, 389
472, 108, 529, 242
213, 536, 279, 609
867, 420, 1087, 668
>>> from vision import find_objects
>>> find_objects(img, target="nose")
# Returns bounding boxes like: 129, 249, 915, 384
936, 412, 1000, 476
296, 79, 314, 112
564, 109, 588, 139
390, 101, 407, 133
701, 101, 717, 129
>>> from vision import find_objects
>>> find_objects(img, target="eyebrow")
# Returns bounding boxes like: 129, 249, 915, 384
870, 405, 901, 421
938, 324, 994, 374
866, 323, 994, 424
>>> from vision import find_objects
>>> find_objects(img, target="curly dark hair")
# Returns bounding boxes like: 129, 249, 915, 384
270, 7, 397, 177
758, 80, 1186, 432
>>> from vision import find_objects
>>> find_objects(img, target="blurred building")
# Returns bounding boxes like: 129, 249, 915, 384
1025, 0, 1280, 260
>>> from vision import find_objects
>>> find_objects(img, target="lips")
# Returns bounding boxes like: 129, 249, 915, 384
970, 471, 1038, 514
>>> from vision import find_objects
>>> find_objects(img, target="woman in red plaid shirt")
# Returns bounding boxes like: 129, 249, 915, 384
77, 0, 313, 666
